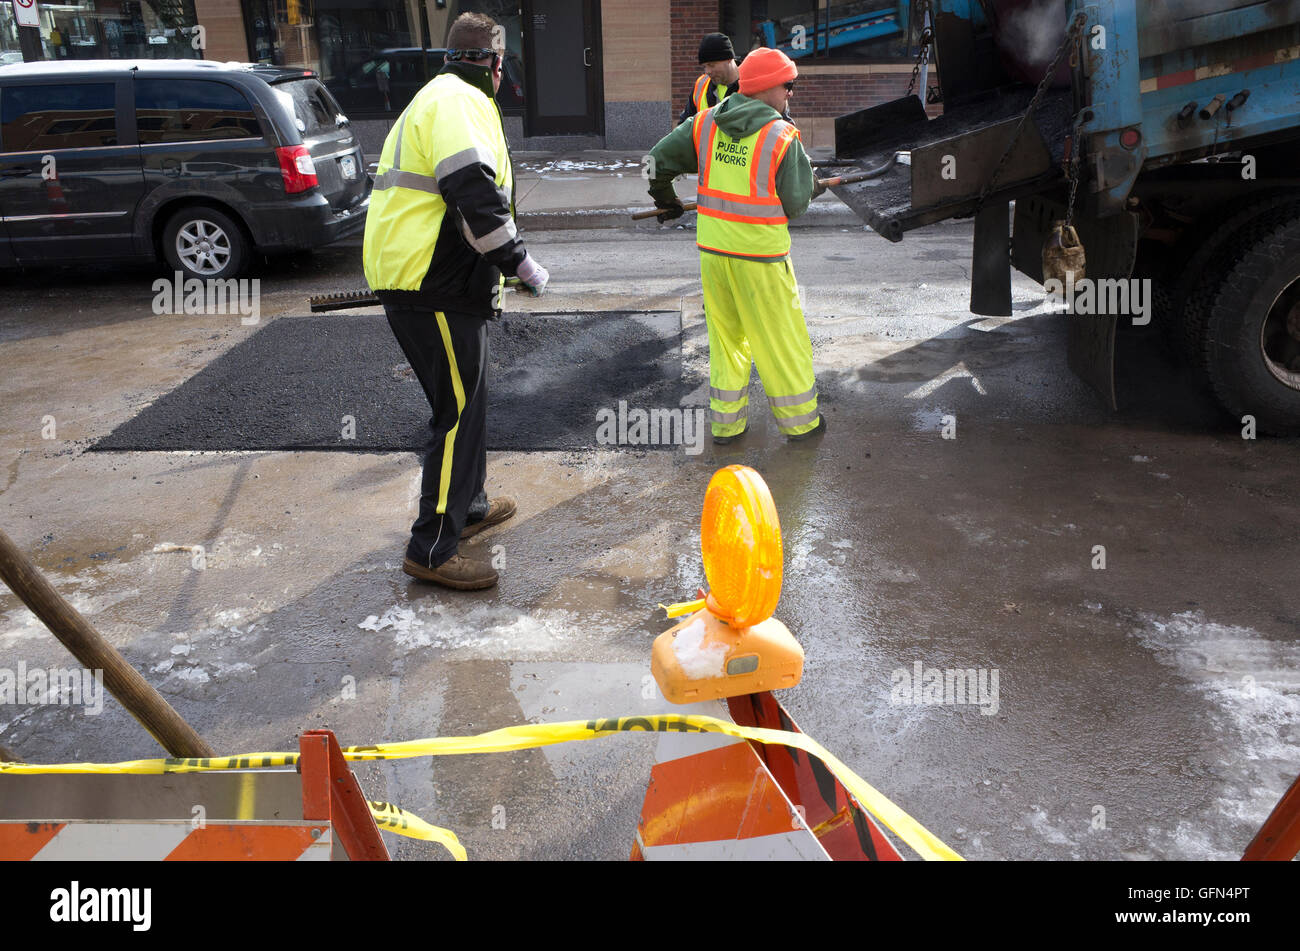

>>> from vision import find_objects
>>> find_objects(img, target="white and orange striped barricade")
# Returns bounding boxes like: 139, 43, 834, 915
631, 693, 903, 861
727, 690, 903, 860
0, 729, 389, 861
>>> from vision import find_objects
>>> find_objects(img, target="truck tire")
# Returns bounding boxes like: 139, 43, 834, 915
1169, 199, 1300, 376
161, 206, 249, 281
1203, 216, 1300, 435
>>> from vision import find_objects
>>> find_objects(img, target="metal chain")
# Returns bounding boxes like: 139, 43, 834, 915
974, 10, 1087, 213
1064, 123, 1083, 227
906, 0, 933, 98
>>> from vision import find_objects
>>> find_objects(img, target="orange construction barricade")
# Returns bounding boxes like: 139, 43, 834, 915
0, 730, 389, 861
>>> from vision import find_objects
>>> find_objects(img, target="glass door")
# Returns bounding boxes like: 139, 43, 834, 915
521, 0, 602, 136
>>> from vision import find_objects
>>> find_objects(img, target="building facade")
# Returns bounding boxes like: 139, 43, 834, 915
1, 0, 940, 152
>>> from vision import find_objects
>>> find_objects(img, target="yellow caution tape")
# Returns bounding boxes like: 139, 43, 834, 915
0, 753, 297, 774
339, 714, 961, 861
0, 714, 961, 861
367, 801, 466, 861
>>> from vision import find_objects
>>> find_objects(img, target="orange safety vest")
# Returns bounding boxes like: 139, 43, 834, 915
692, 106, 799, 260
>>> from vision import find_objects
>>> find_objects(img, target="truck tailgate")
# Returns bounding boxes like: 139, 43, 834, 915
830, 87, 1072, 241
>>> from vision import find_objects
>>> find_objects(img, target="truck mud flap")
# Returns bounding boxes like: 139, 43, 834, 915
1068, 316, 1118, 410
971, 200, 1012, 316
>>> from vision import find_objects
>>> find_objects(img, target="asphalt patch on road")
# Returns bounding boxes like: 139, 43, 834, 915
94, 312, 684, 452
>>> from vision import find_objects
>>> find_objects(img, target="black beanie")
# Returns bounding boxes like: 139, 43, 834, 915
698, 32, 735, 64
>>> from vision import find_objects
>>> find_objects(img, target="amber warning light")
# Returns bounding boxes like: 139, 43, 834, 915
652, 465, 804, 703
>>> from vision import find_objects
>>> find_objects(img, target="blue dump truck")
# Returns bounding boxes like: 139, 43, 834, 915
823, 0, 1300, 433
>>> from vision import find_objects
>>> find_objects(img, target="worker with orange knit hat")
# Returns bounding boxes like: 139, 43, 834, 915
647, 47, 824, 443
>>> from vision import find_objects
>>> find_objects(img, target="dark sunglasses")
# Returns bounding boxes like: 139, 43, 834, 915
783, 80, 796, 91
447, 48, 501, 69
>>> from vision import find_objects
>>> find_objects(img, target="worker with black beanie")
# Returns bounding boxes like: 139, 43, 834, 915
679, 32, 740, 124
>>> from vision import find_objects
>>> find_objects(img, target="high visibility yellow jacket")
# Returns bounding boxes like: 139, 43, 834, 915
649, 94, 814, 261
362, 62, 524, 317
678, 72, 736, 124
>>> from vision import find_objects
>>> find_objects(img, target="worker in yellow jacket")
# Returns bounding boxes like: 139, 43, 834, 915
649, 47, 825, 443
679, 33, 740, 124
363, 12, 549, 590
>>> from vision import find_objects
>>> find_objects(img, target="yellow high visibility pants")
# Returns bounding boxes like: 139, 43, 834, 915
700, 252, 820, 437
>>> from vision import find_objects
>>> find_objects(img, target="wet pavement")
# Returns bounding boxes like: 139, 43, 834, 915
1, 222, 1297, 861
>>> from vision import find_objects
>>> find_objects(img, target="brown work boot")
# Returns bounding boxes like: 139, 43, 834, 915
402, 553, 498, 590
460, 496, 517, 539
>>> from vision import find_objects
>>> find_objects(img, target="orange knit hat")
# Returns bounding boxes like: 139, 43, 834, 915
738, 47, 797, 95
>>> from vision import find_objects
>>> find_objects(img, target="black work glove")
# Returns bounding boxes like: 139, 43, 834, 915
648, 181, 683, 223
654, 196, 684, 223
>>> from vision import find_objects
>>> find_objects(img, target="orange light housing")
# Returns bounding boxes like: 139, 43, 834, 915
700, 465, 783, 627
652, 465, 802, 704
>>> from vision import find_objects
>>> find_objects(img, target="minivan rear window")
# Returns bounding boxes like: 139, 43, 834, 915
135, 79, 261, 143
273, 79, 342, 136
1, 84, 117, 151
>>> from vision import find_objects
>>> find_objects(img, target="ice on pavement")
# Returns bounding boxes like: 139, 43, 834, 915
0, 567, 139, 644
359, 601, 570, 652
1132, 610, 1300, 859
517, 158, 641, 175
1133, 610, 1300, 759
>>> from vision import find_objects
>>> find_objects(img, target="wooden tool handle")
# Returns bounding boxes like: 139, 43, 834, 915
0, 528, 214, 758
632, 200, 698, 221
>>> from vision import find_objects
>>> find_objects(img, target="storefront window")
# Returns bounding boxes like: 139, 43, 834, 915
1, 0, 202, 63
0, 8, 20, 65
244, 0, 320, 68
723, 0, 912, 62
240, 0, 522, 119
313, 0, 426, 116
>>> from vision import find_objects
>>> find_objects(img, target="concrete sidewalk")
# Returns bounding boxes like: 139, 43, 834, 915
367, 149, 868, 230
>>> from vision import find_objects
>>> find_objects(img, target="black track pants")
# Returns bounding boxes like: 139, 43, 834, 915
384, 303, 490, 568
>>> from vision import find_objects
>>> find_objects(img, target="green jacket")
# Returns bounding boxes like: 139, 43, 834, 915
648, 94, 815, 220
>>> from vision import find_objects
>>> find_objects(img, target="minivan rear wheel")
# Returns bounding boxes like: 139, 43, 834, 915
162, 206, 248, 281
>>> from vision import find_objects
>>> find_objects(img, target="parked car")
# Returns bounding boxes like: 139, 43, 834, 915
0, 59, 369, 279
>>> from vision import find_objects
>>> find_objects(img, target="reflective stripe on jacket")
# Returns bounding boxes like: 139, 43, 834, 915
363, 65, 522, 316
692, 107, 799, 260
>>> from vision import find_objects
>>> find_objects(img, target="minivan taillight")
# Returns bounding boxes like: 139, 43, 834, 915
276, 145, 317, 194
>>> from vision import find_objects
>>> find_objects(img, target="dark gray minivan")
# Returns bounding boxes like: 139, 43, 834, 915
0, 60, 369, 279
